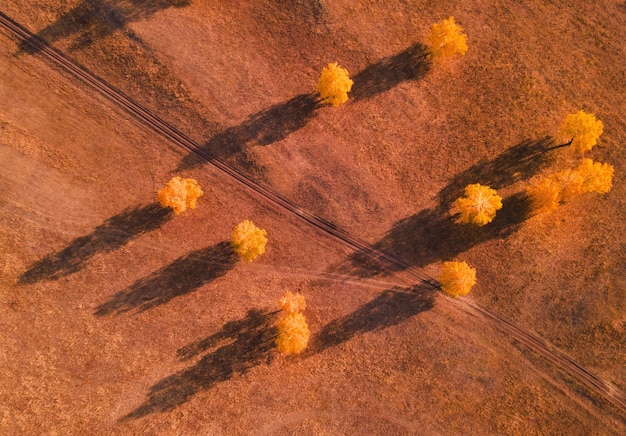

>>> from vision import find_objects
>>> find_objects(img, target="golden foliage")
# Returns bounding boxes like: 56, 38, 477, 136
157, 176, 203, 215
559, 110, 603, 154
276, 312, 310, 355
231, 220, 268, 262
439, 261, 476, 298
279, 291, 307, 314
578, 158, 614, 194
553, 169, 584, 201
526, 176, 561, 214
428, 16, 468, 59
317, 62, 353, 106
455, 184, 503, 226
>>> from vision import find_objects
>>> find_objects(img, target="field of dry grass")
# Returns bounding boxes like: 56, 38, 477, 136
1, 1, 624, 434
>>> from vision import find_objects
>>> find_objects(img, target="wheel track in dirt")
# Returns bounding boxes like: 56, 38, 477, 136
2, 11, 624, 415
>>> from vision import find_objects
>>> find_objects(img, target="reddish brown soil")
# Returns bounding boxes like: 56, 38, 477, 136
1, 1, 624, 434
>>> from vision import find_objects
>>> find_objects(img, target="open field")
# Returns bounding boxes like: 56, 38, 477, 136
1, 1, 624, 434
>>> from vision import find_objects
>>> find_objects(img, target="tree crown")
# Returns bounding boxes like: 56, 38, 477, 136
317, 62, 353, 106
231, 220, 268, 262
157, 176, 203, 215
559, 110, 603, 154
428, 16, 468, 59
455, 183, 503, 226
439, 261, 476, 297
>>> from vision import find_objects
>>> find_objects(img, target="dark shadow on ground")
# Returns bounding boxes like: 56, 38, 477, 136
95, 241, 236, 315
308, 283, 435, 354
124, 283, 434, 419
123, 308, 278, 419
18, 0, 190, 53
350, 43, 431, 101
438, 137, 555, 207
177, 43, 432, 172
19, 203, 171, 284
177, 93, 321, 172
335, 138, 558, 278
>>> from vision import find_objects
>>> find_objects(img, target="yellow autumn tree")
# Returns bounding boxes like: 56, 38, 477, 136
276, 312, 310, 355
578, 158, 614, 194
231, 220, 268, 262
439, 261, 476, 297
455, 184, 503, 226
559, 110, 603, 154
276, 291, 310, 355
317, 62, 353, 106
428, 16, 468, 59
157, 176, 203, 215
526, 176, 561, 214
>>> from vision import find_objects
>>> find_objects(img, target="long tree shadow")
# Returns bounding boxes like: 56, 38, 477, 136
123, 308, 278, 420
124, 283, 434, 420
18, 0, 191, 53
336, 138, 558, 278
95, 241, 237, 315
177, 43, 432, 172
350, 43, 431, 101
19, 203, 172, 285
438, 137, 556, 207
177, 93, 321, 172
308, 283, 435, 354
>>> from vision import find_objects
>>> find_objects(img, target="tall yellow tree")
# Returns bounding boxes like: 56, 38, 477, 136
231, 220, 268, 262
455, 184, 503, 226
276, 291, 310, 355
428, 16, 468, 59
559, 110, 603, 154
157, 176, 203, 215
317, 62, 353, 106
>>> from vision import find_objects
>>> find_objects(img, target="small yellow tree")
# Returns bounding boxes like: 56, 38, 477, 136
428, 16, 468, 59
279, 291, 307, 313
317, 62, 353, 106
559, 110, 603, 154
455, 184, 503, 226
231, 220, 268, 262
157, 176, 203, 215
276, 312, 310, 355
526, 176, 561, 214
439, 261, 476, 297
578, 158, 614, 194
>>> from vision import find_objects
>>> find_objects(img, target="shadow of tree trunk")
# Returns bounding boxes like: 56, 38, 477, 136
19, 203, 171, 284
18, 0, 191, 53
122, 308, 278, 419
334, 138, 557, 278
95, 241, 237, 315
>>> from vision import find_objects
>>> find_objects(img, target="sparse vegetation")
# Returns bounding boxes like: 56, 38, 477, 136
439, 261, 476, 297
157, 176, 203, 215
317, 62, 353, 106
428, 16, 468, 59
276, 291, 310, 355
455, 184, 503, 226
231, 220, 268, 262
559, 110, 603, 154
